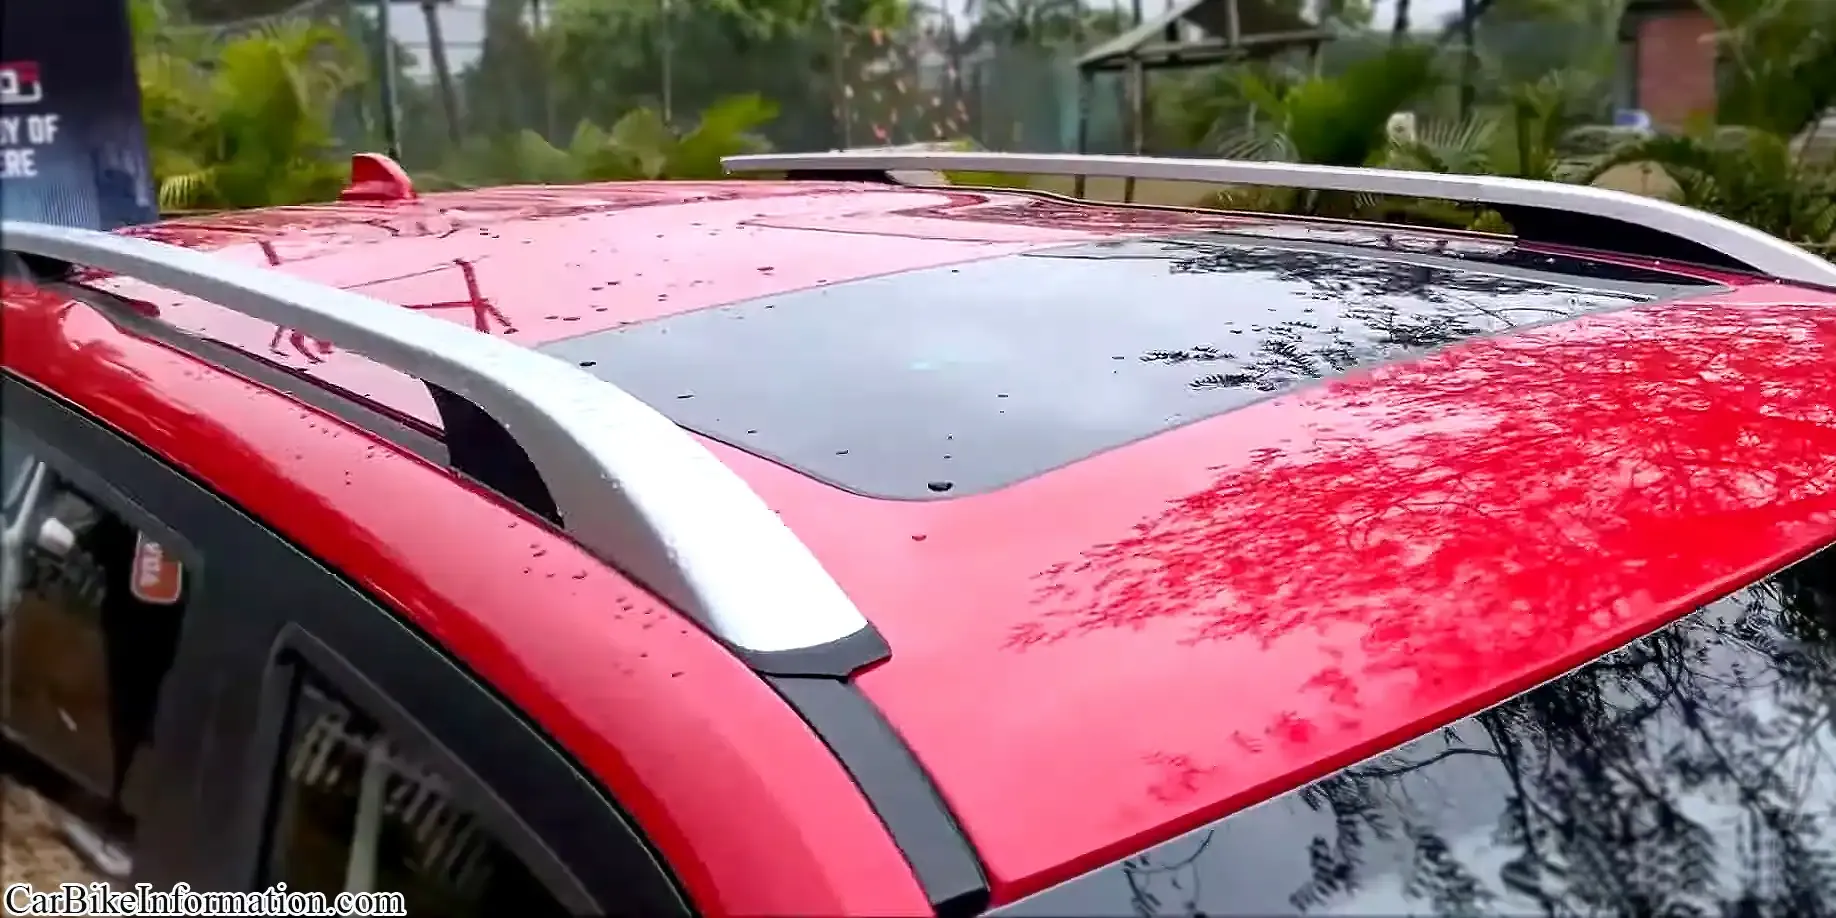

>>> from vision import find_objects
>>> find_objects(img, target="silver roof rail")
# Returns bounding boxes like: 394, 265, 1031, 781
724, 151, 1836, 288
1, 220, 871, 658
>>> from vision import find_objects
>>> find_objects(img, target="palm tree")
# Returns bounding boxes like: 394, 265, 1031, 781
420, 93, 778, 188
1205, 45, 1443, 216
1573, 0, 1836, 253
1707, 0, 1836, 140
1216, 47, 1442, 165
1581, 127, 1836, 253
134, 2, 363, 211
1389, 69, 1619, 181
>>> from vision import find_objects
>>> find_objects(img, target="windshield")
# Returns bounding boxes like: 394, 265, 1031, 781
993, 541, 1836, 916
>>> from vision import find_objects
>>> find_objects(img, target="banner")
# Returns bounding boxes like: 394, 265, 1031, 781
0, 0, 158, 229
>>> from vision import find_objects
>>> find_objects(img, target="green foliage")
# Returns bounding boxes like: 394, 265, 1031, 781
1457, 0, 1627, 115
134, 0, 363, 210
1215, 45, 1441, 167
1708, 0, 1836, 137
537, 0, 910, 153
130, 1, 788, 205
1553, 0, 1836, 252
1199, 45, 1441, 216
420, 94, 779, 189
1162, 0, 1835, 252
1389, 70, 1618, 181
1581, 126, 1836, 250
1316, 0, 1376, 30
122, 0, 1836, 263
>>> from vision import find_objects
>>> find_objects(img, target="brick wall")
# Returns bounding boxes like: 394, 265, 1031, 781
1635, 9, 1718, 127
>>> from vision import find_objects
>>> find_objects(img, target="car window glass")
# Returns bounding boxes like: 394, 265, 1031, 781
1, 453, 191, 889
996, 541, 1836, 916
2, 447, 34, 507
266, 675, 571, 917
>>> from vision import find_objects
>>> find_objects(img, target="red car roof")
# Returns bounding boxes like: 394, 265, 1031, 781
55, 182, 1836, 901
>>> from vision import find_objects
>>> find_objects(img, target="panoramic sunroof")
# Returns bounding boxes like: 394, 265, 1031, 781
541, 235, 1716, 499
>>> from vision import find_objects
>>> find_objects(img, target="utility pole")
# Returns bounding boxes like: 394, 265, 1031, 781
829, 0, 849, 147
660, 0, 675, 124
422, 0, 463, 145
374, 0, 402, 159
531, 0, 557, 139
1458, 0, 1476, 118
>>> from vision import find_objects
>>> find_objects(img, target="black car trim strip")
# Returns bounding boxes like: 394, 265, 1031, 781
766, 675, 992, 918
736, 625, 893, 678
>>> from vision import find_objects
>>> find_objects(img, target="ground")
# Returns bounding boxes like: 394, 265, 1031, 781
1, 777, 106, 889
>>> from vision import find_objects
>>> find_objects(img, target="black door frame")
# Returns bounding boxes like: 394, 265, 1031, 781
2, 374, 689, 914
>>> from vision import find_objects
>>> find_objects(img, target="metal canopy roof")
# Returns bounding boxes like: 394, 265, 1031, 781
1077, 0, 1334, 72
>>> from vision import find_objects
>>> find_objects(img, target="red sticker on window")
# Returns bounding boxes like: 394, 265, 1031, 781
129, 532, 184, 606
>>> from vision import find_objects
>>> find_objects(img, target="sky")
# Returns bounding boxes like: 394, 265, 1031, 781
382, 0, 1472, 80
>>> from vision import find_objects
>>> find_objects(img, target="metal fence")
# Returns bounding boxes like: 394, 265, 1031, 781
299, 0, 1129, 173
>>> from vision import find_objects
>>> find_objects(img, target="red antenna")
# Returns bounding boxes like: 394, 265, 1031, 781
340, 152, 417, 203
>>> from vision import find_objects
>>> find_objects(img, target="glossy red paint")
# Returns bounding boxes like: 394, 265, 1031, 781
0, 280, 931, 918
94, 182, 1184, 428
16, 180, 1836, 910
758, 281, 1836, 900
